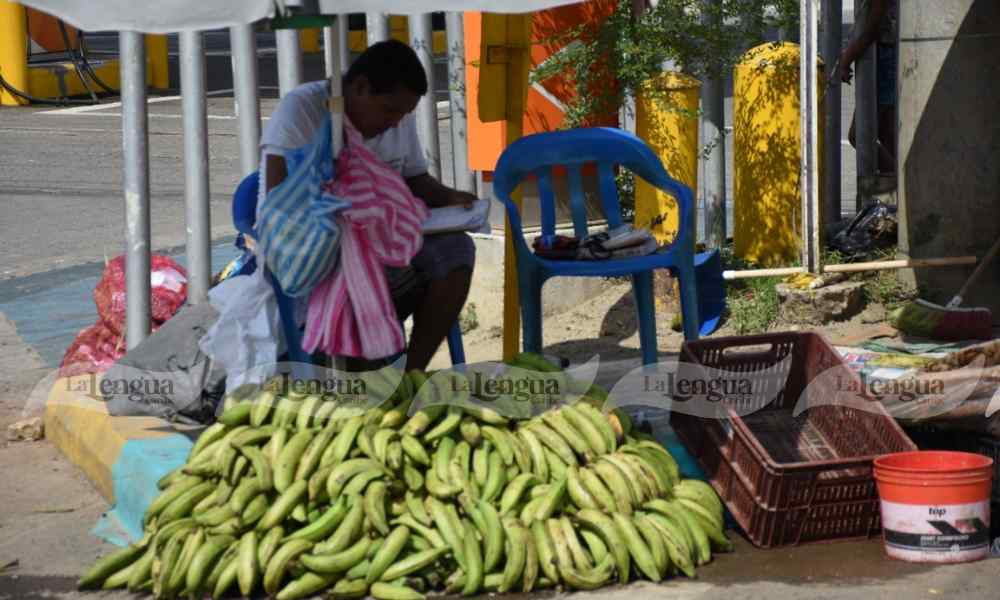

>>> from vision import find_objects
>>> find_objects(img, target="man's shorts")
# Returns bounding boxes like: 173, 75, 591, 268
387, 231, 476, 319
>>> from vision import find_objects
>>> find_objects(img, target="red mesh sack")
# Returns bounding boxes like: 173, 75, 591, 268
59, 321, 126, 378
94, 255, 188, 335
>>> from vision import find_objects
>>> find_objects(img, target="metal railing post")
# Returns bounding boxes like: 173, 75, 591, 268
276, 29, 303, 96
446, 12, 474, 193
180, 31, 211, 303
120, 31, 151, 349
409, 14, 441, 179
800, 0, 822, 273
230, 24, 261, 177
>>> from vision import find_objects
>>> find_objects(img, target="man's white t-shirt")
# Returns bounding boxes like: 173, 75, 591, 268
257, 80, 428, 212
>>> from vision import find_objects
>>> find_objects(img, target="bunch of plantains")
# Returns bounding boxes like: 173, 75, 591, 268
79, 353, 732, 599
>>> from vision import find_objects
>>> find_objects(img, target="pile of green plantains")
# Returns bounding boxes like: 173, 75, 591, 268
79, 353, 731, 599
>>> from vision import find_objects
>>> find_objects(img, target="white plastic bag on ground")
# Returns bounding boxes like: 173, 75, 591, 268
198, 267, 285, 394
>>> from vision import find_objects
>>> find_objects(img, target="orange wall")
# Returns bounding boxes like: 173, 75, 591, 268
464, 1, 617, 172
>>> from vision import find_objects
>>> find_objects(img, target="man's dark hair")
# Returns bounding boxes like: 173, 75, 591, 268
344, 39, 428, 96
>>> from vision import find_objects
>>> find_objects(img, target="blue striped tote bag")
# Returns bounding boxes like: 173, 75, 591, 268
258, 114, 351, 297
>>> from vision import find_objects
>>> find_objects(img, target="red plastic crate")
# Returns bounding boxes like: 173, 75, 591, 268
670, 331, 917, 548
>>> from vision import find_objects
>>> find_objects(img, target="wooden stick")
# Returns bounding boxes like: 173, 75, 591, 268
723, 267, 807, 280
822, 256, 977, 273
721, 256, 977, 280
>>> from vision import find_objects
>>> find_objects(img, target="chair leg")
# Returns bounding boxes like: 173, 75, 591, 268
520, 275, 544, 355
677, 265, 701, 340
447, 321, 466, 366
631, 271, 658, 365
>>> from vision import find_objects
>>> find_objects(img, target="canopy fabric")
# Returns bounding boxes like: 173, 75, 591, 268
18, 0, 582, 34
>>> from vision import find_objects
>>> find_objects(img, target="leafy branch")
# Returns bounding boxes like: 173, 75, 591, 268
531, 0, 800, 129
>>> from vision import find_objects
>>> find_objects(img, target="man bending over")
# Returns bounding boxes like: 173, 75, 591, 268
260, 40, 476, 371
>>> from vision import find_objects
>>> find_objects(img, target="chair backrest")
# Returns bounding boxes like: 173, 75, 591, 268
232, 171, 260, 236
492, 127, 694, 250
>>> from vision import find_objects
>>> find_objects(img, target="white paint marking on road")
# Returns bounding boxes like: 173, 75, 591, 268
37, 88, 237, 116
37, 94, 180, 115
45, 111, 272, 121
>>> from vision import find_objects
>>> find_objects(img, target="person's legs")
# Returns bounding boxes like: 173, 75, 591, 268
876, 43, 898, 174
877, 104, 896, 173
407, 266, 472, 371
401, 232, 476, 371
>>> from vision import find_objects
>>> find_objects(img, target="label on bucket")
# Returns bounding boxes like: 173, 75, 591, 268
881, 500, 990, 563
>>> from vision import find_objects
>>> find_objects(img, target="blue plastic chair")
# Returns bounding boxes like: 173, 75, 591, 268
492, 127, 701, 365
232, 172, 466, 367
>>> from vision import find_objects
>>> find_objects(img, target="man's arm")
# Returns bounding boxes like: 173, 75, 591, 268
265, 154, 288, 193
839, 0, 889, 82
406, 173, 476, 209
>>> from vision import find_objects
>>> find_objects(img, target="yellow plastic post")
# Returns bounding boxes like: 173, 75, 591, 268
479, 13, 531, 361
733, 42, 825, 266
0, 0, 29, 106
145, 34, 169, 90
635, 72, 701, 244
300, 28, 321, 53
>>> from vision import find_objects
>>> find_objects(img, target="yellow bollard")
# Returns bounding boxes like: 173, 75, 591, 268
635, 72, 701, 245
145, 34, 169, 90
300, 28, 321, 53
733, 42, 825, 266
0, 0, 29, 106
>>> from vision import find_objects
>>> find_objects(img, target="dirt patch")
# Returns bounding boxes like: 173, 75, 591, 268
432, 279, 900, 369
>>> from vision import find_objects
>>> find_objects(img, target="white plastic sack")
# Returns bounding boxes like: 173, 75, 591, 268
198, 267, 285, 394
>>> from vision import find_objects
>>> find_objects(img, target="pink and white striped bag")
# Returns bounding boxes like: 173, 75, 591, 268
302, 120, 429, 360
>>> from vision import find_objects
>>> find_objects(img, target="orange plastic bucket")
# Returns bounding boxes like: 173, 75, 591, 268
874, 451, 993, 563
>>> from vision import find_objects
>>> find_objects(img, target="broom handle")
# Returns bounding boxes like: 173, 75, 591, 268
954, 237, 1000, 304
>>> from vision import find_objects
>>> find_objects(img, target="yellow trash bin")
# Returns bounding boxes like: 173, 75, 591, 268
635, 72, 701, 245
0, 0, 29, 106
733, 42, 825, 266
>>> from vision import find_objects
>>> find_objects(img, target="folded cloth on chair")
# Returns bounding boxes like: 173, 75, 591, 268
302, 119, 429, 360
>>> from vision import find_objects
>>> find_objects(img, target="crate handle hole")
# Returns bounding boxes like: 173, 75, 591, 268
721, 344, 776, 358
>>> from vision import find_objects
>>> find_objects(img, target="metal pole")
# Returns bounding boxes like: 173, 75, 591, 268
800, 0, 821, 273
702, 79, 726, 247
853, 0, 878, 211
323, 25, 337, 78
120, 32, 151, 350
328, 22, 344, 160
410, 14, 441, 179
821, 0, 843, 223
701, 0, 726, 248
446, 12, 474, 193
338, 15, 351, 73
180, 31, 211, 304
230, 24, 261, 177
276, 29, 303, 97
367, 13, 390, 46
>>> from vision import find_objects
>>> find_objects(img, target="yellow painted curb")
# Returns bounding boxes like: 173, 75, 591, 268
45, 374, 180, 502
